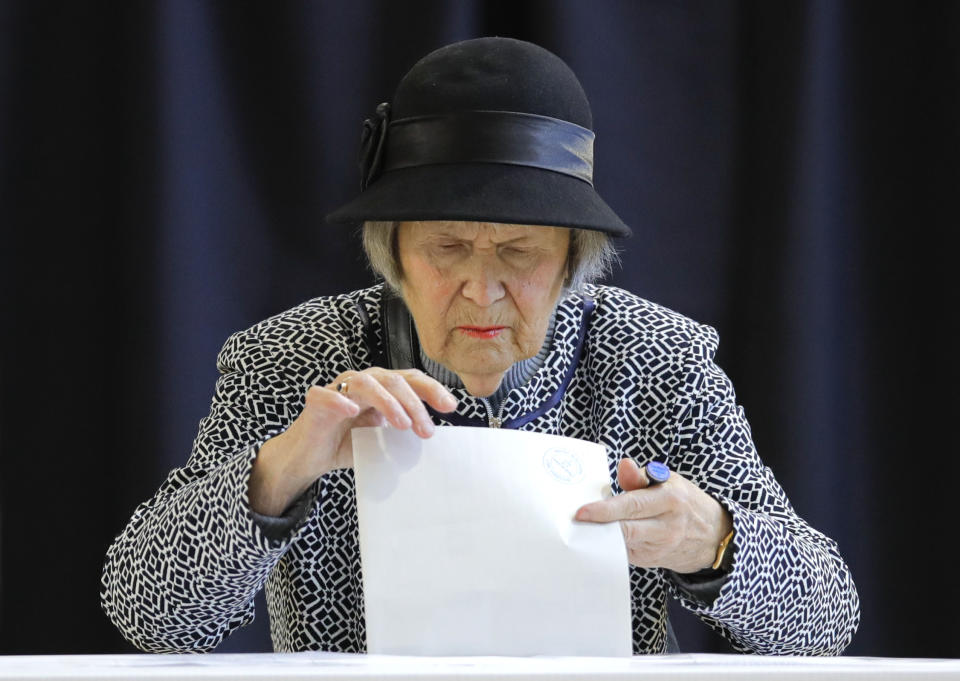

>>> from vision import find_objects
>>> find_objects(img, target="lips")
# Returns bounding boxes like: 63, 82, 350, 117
458, 325, 507, 339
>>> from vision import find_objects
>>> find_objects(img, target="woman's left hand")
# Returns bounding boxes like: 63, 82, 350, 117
575, 458, 733, 574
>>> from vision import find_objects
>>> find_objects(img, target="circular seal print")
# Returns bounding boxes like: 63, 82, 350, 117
542, 448, 584, 484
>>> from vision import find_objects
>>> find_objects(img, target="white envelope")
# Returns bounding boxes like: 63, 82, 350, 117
352, 426, 632, 657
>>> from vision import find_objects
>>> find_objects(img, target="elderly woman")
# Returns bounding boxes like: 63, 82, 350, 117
101, 37, 859, 655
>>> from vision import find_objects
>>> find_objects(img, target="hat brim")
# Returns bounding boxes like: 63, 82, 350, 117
325, 163, 632, 237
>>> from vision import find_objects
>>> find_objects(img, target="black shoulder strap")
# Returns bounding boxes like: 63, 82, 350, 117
354, 286, 421, 370
380, 286, 421, 370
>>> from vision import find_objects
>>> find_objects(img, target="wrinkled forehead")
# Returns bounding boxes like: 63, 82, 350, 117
399, 220, 566, 243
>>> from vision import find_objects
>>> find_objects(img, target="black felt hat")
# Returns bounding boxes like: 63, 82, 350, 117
326, 37, 631, 237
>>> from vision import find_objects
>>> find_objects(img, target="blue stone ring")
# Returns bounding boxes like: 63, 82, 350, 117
645, 461, 671, 486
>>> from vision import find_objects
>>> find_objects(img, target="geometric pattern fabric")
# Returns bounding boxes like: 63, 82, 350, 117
101, 284, 860, 654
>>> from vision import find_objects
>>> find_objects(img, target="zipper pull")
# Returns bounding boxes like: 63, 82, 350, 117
480, 397, 502, 428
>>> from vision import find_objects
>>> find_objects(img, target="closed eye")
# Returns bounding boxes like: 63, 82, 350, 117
426, 242, 467, 260
436, 243, 466, 254
501, 246, 533, 257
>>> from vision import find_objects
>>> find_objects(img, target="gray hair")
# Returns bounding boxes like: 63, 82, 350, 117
362, 221, 619, 293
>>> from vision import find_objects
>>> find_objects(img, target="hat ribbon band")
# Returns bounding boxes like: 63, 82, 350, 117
381, 111, 595, 186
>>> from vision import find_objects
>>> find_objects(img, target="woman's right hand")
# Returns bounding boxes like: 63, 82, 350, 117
248, 368, 458, 516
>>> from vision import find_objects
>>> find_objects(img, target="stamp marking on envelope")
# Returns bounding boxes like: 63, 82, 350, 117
542, 447, 584, 483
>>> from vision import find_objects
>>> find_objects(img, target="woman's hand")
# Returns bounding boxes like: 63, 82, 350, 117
575, 458, 733, 574
248, 368, 457, 516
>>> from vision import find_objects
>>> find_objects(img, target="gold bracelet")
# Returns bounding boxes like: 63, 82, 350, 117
711, 529, 735, 570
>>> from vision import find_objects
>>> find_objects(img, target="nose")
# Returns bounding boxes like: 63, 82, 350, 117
460, 258, 506, 307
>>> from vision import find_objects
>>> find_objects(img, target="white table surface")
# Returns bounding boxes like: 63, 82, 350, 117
1, 652, 959, 681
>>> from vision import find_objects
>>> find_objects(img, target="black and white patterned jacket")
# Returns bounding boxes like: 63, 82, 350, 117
100, 283, 860, 655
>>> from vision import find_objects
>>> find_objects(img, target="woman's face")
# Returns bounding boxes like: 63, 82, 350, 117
397, 221, 570, 398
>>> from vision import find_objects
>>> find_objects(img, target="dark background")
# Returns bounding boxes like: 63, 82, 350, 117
1, 0, 958, 658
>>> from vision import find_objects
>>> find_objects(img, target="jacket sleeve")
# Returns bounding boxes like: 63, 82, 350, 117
664, 323, 860, 655
100, 323, 349, 652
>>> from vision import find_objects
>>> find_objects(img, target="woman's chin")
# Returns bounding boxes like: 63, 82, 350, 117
446, 344, 514, 373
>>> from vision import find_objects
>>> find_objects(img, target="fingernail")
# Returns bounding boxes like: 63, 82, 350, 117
419, 421, 435, 436
443, 393, 457, 409
575, 507, 591, 521
396, 413, 412, 428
